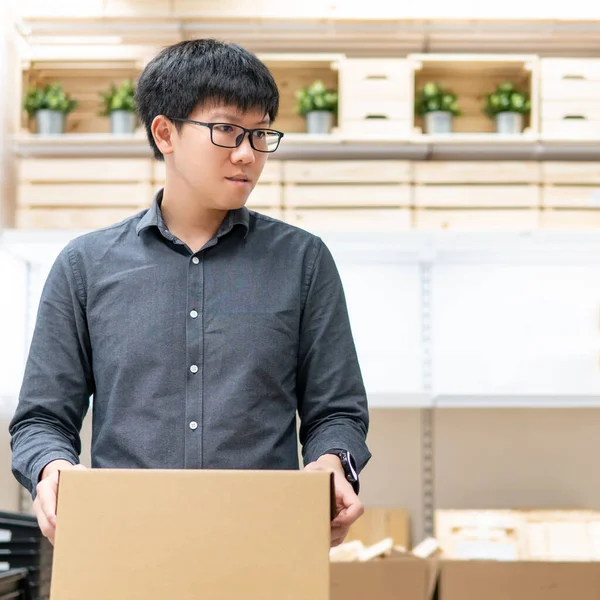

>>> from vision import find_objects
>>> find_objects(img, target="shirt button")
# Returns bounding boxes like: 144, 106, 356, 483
190, 365, 198, 374
190, 310, 198, 319
189, 421, 198, 430
192, 257, 200, 265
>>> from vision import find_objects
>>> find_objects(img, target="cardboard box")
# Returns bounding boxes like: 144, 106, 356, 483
346, 507, 411, 549
51, 469, 334, 600
331, 555, 433, 600
435, 559, 600, 600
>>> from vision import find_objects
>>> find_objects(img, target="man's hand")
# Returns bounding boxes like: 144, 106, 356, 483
33, 460, 87, 545
304, 454, 364, 548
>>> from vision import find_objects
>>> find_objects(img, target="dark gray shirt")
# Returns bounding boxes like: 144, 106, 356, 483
10, 191, 371, 497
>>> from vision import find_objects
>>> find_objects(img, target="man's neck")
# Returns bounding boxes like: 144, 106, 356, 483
160, 184, 228, 253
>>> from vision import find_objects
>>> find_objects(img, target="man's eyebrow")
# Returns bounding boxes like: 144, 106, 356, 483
209, 112, 271, 126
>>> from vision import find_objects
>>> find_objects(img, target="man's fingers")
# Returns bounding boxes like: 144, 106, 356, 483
37, 473, 59, 527
36, 506, 55, 546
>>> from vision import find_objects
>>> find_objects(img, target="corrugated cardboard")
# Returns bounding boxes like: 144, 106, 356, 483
331, 555, 432, 600
50, 469, 333, 600
346, 507, 410, 548
436, 559, 600, 600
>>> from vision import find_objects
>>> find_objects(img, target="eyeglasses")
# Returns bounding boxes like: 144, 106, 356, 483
167, 117, 284, 153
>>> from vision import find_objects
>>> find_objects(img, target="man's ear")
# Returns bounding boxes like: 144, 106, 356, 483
152, 115, 176, 157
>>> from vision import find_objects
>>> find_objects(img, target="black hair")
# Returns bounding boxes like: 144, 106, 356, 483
135, 38, 280, 160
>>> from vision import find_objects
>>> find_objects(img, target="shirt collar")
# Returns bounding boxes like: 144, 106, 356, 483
136, 188, 250, 240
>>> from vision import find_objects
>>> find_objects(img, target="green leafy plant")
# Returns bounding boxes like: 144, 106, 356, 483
484, 82, 531, 117
415, 82, 461, 117
24, 83, 78, 117
100, 79, 136, 115
295, 80, 338, 117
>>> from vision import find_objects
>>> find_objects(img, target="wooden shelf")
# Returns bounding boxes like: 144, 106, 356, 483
11, 132, 600, 160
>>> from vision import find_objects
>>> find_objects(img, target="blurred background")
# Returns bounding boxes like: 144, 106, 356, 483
2, 0, 600, 565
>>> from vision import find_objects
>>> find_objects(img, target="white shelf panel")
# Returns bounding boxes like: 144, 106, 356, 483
435, 394, 600, 408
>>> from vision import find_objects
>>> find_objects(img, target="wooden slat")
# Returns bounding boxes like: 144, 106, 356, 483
542, 186, 600, 208
340, 98, 411, 122
338, 59, 410, 90
541, 58, 600, 81
245, 184, 282, 208
19, 158, 152, 183
103, 0, 171, 16
413, 185, 540, 208
18, 184, 152, 208
16, 207, 141, 229
152, 160, 282, 184
413, 208, 540, 231
284, 184, 411, 208
541, 162, 600, 184
541, 80, 600, 101
282, 208, 412, 232
283, 160, 411, 183
540, 209, 600, 229
413, 161, 540, 184
541, 119, 600, 136
541, 101, 600, 121
21, 0, 103, 16
337, 120, 411, 137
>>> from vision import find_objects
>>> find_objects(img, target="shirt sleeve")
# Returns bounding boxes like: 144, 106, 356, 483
296, 237, 371, 473
9, 244, 94, 498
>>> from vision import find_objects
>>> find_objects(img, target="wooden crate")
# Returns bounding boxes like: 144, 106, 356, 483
413, 161, 540, 184
22, 60, 143, 134
262, 56, 339, 135
16, 207, 142, 230
540, 209, 600, 229
338, 58, 411, 137
17, 158, 152, 228
540, 59, 600, 137
283, 208, 412, 232
413, 208, 540, 231
414, 184, 539, 208
284, 184, 411, 208
409, 54, 539, 135
283, 160, 411, 183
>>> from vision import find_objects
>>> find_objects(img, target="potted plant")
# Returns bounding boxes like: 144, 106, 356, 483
295, 80, 338, 134
415, 82, 461, 134
100, 79, 137, 134
484, 82, 531, 134
24, 83, 78, 135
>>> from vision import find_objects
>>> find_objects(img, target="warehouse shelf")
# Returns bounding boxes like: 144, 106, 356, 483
434, 394, 600, 408
10, 131, 600, 160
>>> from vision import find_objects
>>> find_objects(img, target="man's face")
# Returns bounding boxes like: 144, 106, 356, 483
169, 103, 271, 211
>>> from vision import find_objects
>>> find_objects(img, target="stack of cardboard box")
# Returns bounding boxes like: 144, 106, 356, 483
331, 508, 600, 600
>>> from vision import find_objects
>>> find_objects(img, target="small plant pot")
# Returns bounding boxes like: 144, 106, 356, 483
35, 110, 65, 135
110, 110, 136, 134
424, 111, 453, 134
495, 112, 524, 134
306, 110, 333, 134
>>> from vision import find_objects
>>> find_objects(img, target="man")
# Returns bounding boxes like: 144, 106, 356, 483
9, 39, 371, 548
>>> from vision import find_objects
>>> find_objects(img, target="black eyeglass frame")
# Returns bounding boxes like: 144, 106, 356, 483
166, 117, 284, 153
